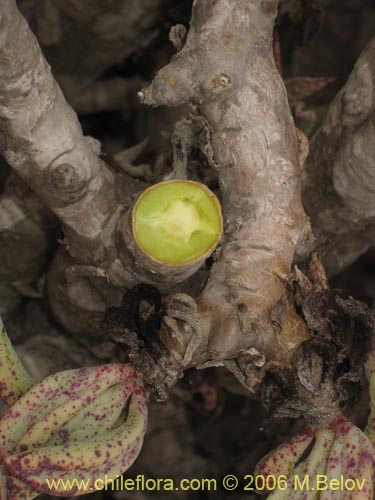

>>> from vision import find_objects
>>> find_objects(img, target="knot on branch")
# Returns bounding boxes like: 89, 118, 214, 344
169, 24, 187, 51
51, 163, 83, 193
45, 162, 88, 203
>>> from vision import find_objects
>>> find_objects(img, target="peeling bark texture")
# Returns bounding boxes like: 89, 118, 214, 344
0, 173, 57, 315
302, 35, 375, 276
140, 0, 310, 389
0, 0, 211, 336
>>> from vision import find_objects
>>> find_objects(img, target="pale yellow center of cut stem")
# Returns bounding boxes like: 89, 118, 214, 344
158, 199, 200, 242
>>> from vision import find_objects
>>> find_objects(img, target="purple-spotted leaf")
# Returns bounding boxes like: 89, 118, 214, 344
322, 417, 374, 500
0, 364, 136, 453
286, 426, 335, 500
264, 426, 335, 500
257, 415, 374, 500
255, 427, 314, 493
0, 364, 147, 499
46, 382, 129, 444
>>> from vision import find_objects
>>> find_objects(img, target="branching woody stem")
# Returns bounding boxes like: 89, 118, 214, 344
0, 0, 216, 335
140, 0, 310, 388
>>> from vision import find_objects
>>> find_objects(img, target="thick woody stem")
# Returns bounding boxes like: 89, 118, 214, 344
0, 0, 211, 337
0, 0, 116, 263
141, 0, 309, 385
302, 35, 375, 275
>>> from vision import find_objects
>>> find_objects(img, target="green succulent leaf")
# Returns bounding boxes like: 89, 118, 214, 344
255, 427, 314, 493
0, 363, 147, 499
323, 417, 374, 500
256, 415, 375, 500
0, 317, 35, 407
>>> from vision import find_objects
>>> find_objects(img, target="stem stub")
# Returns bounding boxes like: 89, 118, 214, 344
132, 180, 222, 266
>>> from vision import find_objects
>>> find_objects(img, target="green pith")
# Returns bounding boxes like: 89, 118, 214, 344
133, 180, 222, 265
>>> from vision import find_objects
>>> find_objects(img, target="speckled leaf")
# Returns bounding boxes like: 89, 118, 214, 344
255, 427, 314, 493
322, 417, 374, 500
4, 392, 147, 497
0, 318, 35, 407
0, 364, 136, 454
266, 426, 335, 500
45, 382, 131, 445
288, 426, 335, 500
0, 363, 147, 498
2, 474, 36, 500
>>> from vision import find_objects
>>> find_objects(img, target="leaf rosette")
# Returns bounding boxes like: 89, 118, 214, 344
0, 363, 147, 499
255, 416, 375, 499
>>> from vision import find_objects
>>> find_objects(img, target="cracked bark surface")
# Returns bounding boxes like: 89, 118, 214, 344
139, 0, 310, 389
302, 35, 375, 276
0, 0, 126, 332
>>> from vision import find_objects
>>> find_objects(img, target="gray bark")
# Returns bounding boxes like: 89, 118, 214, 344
140, 0, 310, 390
302, 35, 375, 275
0, 0, 211, 336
